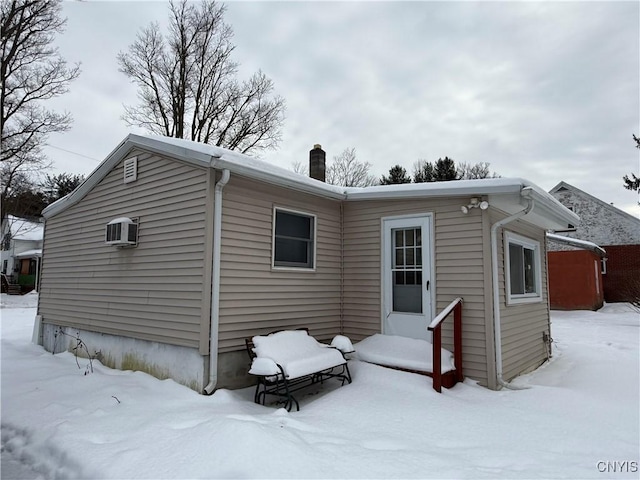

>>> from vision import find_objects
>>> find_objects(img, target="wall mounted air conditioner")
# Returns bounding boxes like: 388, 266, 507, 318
105, 217, 138, 246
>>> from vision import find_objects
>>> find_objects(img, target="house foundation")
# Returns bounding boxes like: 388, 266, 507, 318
40, 323, 206, 392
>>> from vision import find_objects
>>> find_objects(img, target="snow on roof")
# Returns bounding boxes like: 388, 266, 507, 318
142, 135, 347, 198
546, 233, 607, 256
42, 133, 578, 231
550, 181, 640, 225
6, 216, 43, 241
15, 249, 42, 258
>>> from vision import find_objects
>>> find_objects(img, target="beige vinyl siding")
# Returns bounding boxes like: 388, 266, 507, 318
38, 149, 211, 350
218, 175, 341, 352
343, 197, 491, 385
492, 211, 550, 381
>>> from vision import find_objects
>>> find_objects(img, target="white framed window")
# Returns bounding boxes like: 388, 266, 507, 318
601, 258, 607, 275
504, 231, 542, 305
272, 207, 316, 270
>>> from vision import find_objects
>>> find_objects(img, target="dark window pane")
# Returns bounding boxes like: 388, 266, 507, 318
274, 210, 314, 268
275, 238, 308, 263
416, 271, 422, 284
406, 248, 415, 266
416, 229, 422, 246
394, 271, 405, 285
406, 229, 415, 246
406, 271, 415, 285
509, 243, 524, 295
394, 229, 404, 247
524, 247, 536, 293
417, 247, 422, 265
275, 211, 311, 239
395, 249, 404, 267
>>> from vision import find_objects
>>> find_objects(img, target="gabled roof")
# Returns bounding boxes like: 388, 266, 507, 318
550, 181, 640, 226
43, 134, 578, 230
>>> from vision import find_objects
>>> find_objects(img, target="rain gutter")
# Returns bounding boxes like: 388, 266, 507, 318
204, 167, 230, 394
490, 187, 534, 390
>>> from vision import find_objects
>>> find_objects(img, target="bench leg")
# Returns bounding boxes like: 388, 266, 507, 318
343, 363, 352, 385
281, 378, 299, 412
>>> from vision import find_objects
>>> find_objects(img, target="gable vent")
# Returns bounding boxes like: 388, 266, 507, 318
123, 157, 137, 183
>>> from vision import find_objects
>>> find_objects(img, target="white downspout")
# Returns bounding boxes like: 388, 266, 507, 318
490, 187, 534, 390
204, 168, 230, 394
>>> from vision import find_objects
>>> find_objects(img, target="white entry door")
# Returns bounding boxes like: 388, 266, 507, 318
383, 215, 433, 341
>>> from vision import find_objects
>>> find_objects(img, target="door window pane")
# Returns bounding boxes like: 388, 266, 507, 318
395, 230, 404, 247
406, 248, 414, 266
391, 227, 423, 313
395, 249, 404, 267
406, 230, 414, 246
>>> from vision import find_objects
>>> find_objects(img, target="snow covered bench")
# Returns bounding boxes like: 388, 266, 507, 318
245, 329, 354, 411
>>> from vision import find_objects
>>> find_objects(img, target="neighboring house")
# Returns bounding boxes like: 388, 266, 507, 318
549, 182, 640, 303
547, 234, 606, 311
35, 134, 577, 393
1, 215, 44, 293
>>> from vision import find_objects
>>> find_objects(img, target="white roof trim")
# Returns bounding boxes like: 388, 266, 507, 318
547, 233, 607, 257
42, 134, 578, 231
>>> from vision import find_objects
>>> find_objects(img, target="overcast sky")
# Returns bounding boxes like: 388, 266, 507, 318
44, 1, 639, 216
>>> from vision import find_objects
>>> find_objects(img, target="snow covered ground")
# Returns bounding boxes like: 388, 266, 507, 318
1, 293, 638, 479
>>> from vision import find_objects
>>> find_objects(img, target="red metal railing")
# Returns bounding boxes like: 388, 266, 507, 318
427, 297, 464, 392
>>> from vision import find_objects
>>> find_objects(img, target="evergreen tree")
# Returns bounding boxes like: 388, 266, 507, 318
380, 165, 412, 185
41, 173, 84, 204
622, 134, 640, 195
413, 160, 435, 183
433, 157, 458, 181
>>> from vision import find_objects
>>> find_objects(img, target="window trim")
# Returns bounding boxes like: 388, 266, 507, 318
271, 207, 317, 271
504, 231, 543, 305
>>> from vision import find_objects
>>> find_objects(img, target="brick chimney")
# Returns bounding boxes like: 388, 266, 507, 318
309, 144, 326, 182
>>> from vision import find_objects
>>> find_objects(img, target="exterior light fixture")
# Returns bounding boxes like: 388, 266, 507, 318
461, 197, 490, 214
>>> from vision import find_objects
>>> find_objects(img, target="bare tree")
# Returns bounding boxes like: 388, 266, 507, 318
326, 148, 378, 187
0, 164, 46, 220
118, 0, 285, 155
291, 160, 308, 176
457, 161, 500, 180
1, 0, 80, 219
